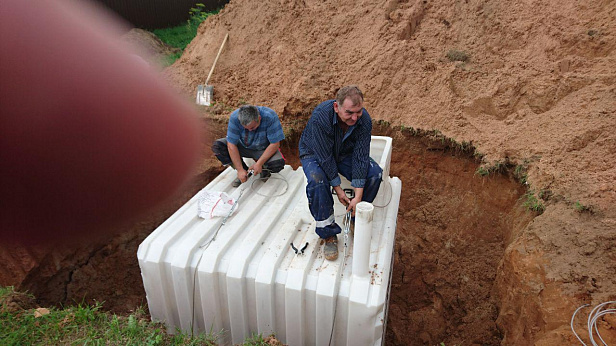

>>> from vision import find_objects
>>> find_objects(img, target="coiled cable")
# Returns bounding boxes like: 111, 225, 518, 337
571, 301, 616, 345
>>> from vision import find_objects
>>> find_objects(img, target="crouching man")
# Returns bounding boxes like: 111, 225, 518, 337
299, 86, 382, 261
212, 105, 285, 187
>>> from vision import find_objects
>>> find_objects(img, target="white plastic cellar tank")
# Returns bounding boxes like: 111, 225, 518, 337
138, 136, 402, 345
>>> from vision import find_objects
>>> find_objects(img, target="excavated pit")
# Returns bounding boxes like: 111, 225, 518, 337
7, 117, 536, 344
372, 123, 534, 345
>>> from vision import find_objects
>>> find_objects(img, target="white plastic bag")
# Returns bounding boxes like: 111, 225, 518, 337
197, 190, 238, 219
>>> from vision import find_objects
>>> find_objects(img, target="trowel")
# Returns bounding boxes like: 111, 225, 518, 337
196, 33, 229, 106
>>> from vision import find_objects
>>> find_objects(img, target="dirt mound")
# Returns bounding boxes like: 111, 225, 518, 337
1, 290, 38, 314
169, 0, 615, 211
121, 28, 180, 65
164, 0, 615, 343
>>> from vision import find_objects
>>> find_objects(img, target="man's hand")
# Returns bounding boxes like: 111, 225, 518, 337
237, 169, 250, 183
253, 142, 280, 175
249, 162, 263, 176
346, 187, 365, 216
333, 185, 351, 208
346, 197, 363, 216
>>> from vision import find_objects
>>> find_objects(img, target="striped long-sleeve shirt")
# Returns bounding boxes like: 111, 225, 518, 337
299, 99, 372, 188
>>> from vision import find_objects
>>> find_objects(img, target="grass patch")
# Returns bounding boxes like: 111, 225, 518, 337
240, 332, 283, 345
151, 4, 220, 66
574, 201, 593, 213
0, 286, 217, 345
513, 164, 528, 185
474, 161, 505, 177
0, 286, 16, 298
374, 121, 477, 155
522, 191, 545, 214
375, 119, 391, 127
475, 166, 490, 177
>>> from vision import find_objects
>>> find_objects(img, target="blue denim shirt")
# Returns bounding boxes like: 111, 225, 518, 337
226, 106, 285, 150
299, 99, 372, 188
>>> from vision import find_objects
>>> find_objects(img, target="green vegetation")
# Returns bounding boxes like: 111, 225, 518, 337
374, 121, 477, 155
240, 333, 279, 345
0, 286, 216, 345
151, 4, 220, 66
514, 164, 528, 185
446, 49, 470, 62
522, 191, 545, 214
0, 286, 283, 345
475, 166, 490, 176
0, 286, 15, 297
455, 140, 471, 151
475, 161, 505, 177
574, 201, 592, 213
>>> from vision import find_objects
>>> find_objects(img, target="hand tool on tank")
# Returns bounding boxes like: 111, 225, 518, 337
342, 210, 352, 258
196, 33, 229, 106
290, 242, 309, 255
190, 169, 253, 336
333, 179, 393, 220
328, 210, 353, 345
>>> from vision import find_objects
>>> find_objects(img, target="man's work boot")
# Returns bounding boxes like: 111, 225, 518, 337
260, 170, 271, 181
323, 235, 339, 261
232, 178, 242, 188
229, 162, 248, 188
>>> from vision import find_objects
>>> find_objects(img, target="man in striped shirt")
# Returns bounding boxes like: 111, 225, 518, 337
212, 105, 285, 187
299, 86, 383, 261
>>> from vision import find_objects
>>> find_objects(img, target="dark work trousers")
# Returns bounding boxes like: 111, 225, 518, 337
300, 155, 382, 239
211, 138, 285, 173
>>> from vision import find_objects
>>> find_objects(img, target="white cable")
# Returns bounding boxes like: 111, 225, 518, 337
588, 301, 609, 345
328, 211, 352, 345
572, 301, 616, 346
372, 179, 393, 208
592, 309, 616, 345
190, 177, 252, 337
572, 304, 590, 345
249, 172, 289, 198
188, 170, 289, 336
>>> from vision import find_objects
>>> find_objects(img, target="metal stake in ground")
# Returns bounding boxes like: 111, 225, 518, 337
196, 33, 229, 106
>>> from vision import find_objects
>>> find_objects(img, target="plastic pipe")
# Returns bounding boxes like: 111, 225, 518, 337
352, 201, 374, 278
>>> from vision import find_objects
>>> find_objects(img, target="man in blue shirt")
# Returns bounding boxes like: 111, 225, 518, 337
299, 86, 382, 261
212, 105, 286, 187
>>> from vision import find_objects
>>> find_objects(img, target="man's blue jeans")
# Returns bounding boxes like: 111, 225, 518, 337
301, 156, 382, 239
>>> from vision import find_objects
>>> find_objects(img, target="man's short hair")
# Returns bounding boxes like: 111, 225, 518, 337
237, 105, 260, 125
336, 85, 364, 106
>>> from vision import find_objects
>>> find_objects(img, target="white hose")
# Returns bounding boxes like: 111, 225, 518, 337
571, 301, 616, 345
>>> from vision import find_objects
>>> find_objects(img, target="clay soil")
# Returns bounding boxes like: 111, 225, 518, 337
2, 0, 616, 344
